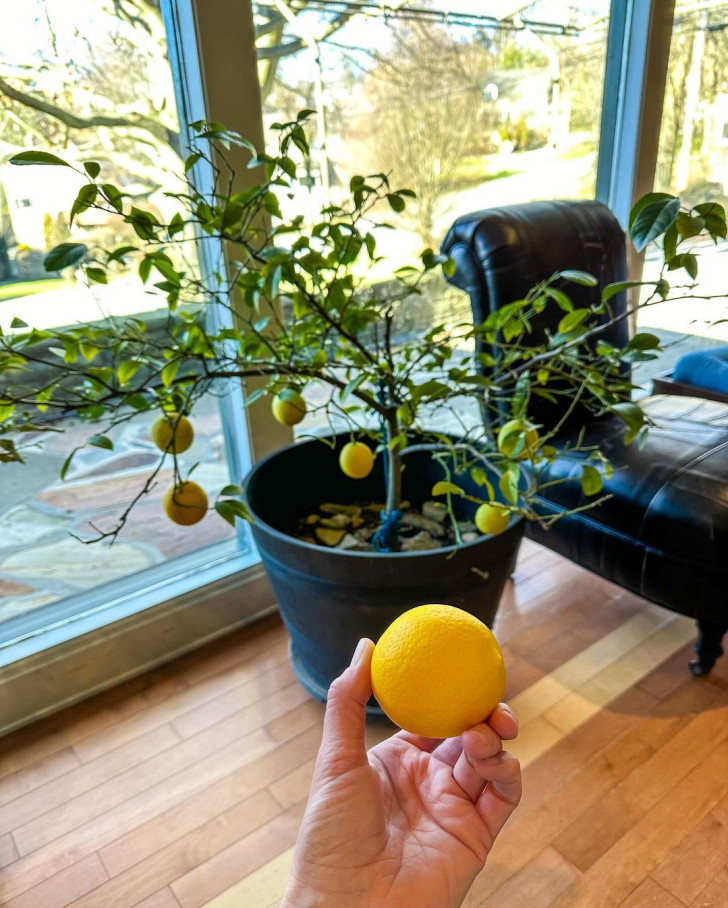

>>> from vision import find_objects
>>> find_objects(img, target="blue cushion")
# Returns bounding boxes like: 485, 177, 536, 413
673, 346, 728, 395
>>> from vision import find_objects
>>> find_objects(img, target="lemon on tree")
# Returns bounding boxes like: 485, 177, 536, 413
475, 502, 511, 536
497, 418, 539, 461
151, 412, 194, 454
371, 603, 506, 738
162, 480, 208, 526
271, 391, 306, 426
339, 441, 374, 479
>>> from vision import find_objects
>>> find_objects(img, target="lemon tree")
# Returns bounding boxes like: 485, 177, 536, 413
2, 113, 713, 543
371, 603, 506, 738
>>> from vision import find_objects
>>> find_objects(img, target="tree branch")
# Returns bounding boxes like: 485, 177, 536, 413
0, 75, 181, 156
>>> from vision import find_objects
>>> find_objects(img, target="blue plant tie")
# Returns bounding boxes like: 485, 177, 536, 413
372, 508, 403, 552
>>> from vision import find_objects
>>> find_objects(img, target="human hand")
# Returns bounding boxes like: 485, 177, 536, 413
281, 637, 521, 908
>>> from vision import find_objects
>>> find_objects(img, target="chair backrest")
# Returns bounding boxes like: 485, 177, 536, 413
440, 199, 630, 428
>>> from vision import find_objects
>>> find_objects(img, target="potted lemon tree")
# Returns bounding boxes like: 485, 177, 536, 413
2, 113, 716, 699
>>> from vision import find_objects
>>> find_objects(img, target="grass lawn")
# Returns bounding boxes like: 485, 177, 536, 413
0, 279, 72, 302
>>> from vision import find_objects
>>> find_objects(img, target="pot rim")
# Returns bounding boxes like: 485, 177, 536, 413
243, 431, 523, 560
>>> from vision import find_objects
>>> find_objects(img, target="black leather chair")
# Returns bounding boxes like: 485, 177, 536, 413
442, 199, 728, 675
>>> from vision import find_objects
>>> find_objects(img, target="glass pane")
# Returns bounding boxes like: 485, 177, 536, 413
252, 1, 612, 435
0, 0, 244, 636
637, 2, 728, 385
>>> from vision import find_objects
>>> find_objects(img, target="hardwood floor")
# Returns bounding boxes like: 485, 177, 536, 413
1, 539, 726, 907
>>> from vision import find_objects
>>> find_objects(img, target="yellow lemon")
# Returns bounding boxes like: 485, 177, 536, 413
271, 393, 306, 426
497, 418, 539, 460
339, 441, 374, 479
151, 412, 194, 454
162, 480, 208, 526
371, 603, 506, 738
475, 503, 511, 536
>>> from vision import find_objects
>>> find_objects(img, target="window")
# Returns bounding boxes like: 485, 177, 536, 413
637, 1, 728, 373
0, 0, 255, 649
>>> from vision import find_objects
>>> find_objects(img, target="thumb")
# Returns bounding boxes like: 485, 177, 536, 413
314, 638, 375, 783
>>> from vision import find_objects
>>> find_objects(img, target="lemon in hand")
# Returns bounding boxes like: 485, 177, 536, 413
371, 604, 506, 738
475, 502, 511, 536
151, 412, 194, 454
271, 393, 306, 426
339, 441, 374, 479
497, 418, 539, 460
162, 480, 208, 526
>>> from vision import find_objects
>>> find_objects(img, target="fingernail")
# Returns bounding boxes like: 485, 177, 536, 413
351, 638, 368, 667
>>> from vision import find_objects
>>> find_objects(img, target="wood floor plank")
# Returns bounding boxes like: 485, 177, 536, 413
0, 728, 277, 903
475, 846, 579, 908
170, 801, 306, 908
199, 847, 294, 908
268, 757, 316, 810
0, 723, 180, 833
170, 658, 296, 739
265, 699, 324, 744
0, 831, 19, 869
548, 738, 728, 908
688, 867, 728, 907
0, 746, 80, 808
69, 790, 281, 908
99, 722, 321, 877
71, 637, 291, 763
461, 678, 720, 906
650, 793, 728, 905
616, 877, 685, 908
552, 695, 727, 872
1, 853, 108, 908
133, 888, 183, 908
12, 722, 275, 856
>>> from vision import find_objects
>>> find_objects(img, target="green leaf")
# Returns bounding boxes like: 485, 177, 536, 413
126, 393, 151, 410
342, 375, 366, 400
628, 192, 675, 231
85, 267, 107, 284
117, 360, 141, 383
499, 463, 520, 505
215, 499, 251, 526
432, 480, 464, 497
676, 211, 705, 239
101, 184, 124, 212
44, 243, 88, 271
83, 161, 101, 179
161, 361, 179, 387
630, 197, 680, 252
87, 434, 114, 450
10, 150, 71, 167
601, 280, 642, 303
70, 184, 98, 223
60, 447, 80, 480
470, 468, 494, 500
220, 484, 244, 496
559, 269, 598, 286
386, 193, 405, 213
611, 401, 644, 431
557, 309, 589, 333
628, 332, 661, 351
580, 464, 603, 496
666, 252, 698, 279
544, 286, 574, 311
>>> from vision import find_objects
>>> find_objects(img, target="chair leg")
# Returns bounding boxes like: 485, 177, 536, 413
689, 616, 728, 676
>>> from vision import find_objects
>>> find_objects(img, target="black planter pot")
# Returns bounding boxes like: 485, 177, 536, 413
244, 433, 524, 703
